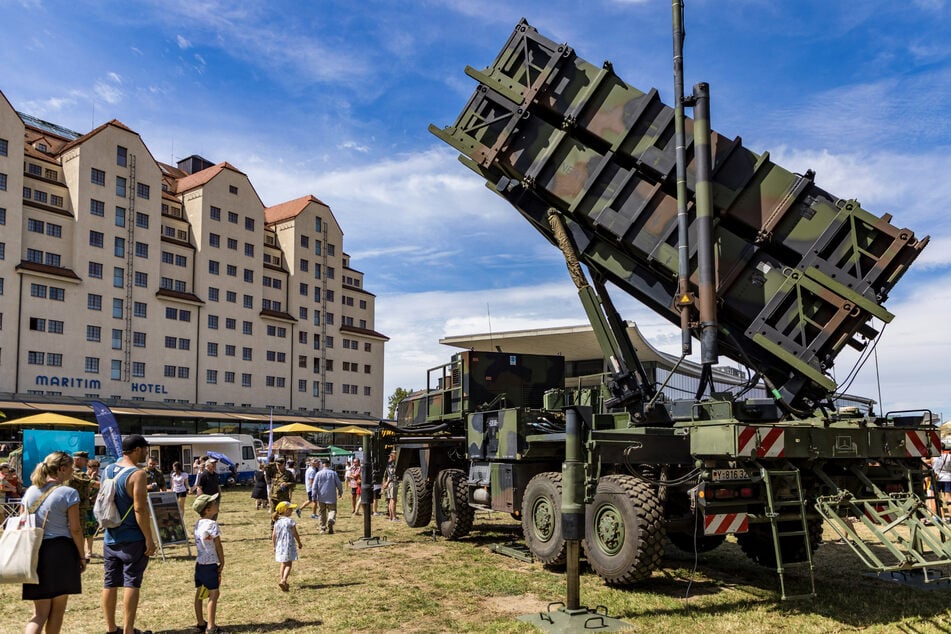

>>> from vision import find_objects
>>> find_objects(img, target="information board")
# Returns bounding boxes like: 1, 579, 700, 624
147, 491, 191, 560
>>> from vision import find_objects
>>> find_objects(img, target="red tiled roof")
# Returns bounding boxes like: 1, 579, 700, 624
175, 162, 245, 193
264, 194, 329, 225
59, 119, 135, 154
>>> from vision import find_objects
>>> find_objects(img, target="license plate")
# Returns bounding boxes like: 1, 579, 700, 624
711, 468, 748, 481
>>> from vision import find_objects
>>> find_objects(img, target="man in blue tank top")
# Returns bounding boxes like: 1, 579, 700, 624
101, 434, 157, 634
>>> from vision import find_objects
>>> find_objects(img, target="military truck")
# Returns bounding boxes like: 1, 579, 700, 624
384, 18, 949, 597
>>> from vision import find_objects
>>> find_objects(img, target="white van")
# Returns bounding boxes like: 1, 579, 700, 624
95, 433, 263, 485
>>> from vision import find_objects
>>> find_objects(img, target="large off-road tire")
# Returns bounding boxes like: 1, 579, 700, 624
521, 472, 566, 567
738, 518, 823, 568
401, 467, 432, 528
583, 474, 664, 586
433, 469, 474, 540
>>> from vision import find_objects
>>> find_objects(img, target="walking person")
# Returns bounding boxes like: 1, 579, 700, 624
192, 493, 226, 634
19, 451, 86, 634
267, 461, 294, 523
85, 459, 102, 559
66, 450, 94, 564
300, 459, 319, 519
250, 462, 268, 511
347, 458, 362, 515
314, 459, 343, 534
271, 501, 302, 592
382, 450, 399, 521
169, 462, 189, 519
101, 434, 157, 634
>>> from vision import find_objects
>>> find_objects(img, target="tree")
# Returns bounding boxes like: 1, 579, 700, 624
387, 387, 413, 420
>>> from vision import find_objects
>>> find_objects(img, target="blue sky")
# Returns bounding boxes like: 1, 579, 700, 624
4, 0, 951, 418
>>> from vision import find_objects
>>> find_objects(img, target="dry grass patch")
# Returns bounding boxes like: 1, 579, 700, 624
0, 490, 950, 632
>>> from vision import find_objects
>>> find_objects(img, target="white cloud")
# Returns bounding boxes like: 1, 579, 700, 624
338, 140, 370, 153
93, 80, 123, 105
176, 34, 191, 49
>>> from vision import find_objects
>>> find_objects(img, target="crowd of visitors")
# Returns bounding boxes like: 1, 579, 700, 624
1, 442, 389, 632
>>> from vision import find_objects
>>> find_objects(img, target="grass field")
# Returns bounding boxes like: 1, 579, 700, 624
1, 488, 949, 633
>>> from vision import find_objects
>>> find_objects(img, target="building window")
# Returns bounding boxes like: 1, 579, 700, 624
132, 362, 145, 377
207, 342, 218, 356
134, 272, 148, 287
27, 249, 43, 263
178, 366, 189, 379
225, 345, 235, 357
243, 269, 253, 283
114, 237, 125, 257
112, 329, 122, 349
164, 365, 176, 378
116, 176, 126, 197
227, 211, 238, 224
298, 379, 307, 393
299, 283, 308, 296
91, 168, 105, 186
29, 317, 46, 332
115, 207, 126, 227
112, 298, 124, 318
46, 223, 62, 238
45, 253, 61, 267
85, 357, 100, 374
113, 267, 124, 288
208, 287, 219, 302
31, 283, 47, 298
210, 206, 221, 221
243, 295, 253, 309
134, 302, 147, 318
242, 347, 252, 361
226, 291, 237, 303
206, 370, 218, 384
111, 360, 122, 380
300, 259, 309, 273
135, 242, 148, 258
324, 382, 333, 395
178, 338, 190, 350
28, 351, 45, 365
209, 261, 219, 275
224, 371, 235, 383
86, 325, 101, 342
47, 353, 63, 367
299, 331, 307, 344
241, 373, 251, 387
28, 219, 44, 233
227, 238, 237, 251
225, 318, 236, 330
226, 264, 237, 277
209, 233, 220, 248
229, 185, 238, 195
133, 332, 146, 347
135, 212, 149, 228
244, 243, 254, 257
48, 320, 64, 334
0, 138, 6, 156
87, 294, 102, 311
180, 309, 191, 322
117, 145, 127, 166
136, 183, 150, 199
299, 306, 308, 320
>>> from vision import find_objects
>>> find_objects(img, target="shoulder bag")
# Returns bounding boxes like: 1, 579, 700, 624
0, 484, 60, 584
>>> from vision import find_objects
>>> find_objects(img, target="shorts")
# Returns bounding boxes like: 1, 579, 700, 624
939, 481, 951, 493
194, 562, 220, 591
103, 540, 150, 588
176, 491, 188, 499
308, 490, 318, 502
386, 482, 397, 499
373, 486, 382, 501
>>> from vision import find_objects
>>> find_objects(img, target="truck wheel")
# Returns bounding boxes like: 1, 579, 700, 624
434, 469, 474, 540
583, 474, 664, 586
521, 472, 566, 566
401, 467, 433, 528
738, 518, 822, 567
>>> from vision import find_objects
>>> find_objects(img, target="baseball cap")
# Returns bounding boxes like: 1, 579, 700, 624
122, 434, 149, 453
193, 493, 220, 514
207, 457, 218, 464
275, 501, 297, 513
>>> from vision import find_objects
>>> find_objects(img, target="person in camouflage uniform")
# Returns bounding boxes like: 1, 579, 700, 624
69, 450, 96, 560
268, 461, 294, 524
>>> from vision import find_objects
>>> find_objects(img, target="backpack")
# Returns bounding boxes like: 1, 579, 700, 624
93, 465, 137, 529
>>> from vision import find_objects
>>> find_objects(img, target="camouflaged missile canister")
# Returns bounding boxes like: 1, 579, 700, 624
430, 18, 928, 409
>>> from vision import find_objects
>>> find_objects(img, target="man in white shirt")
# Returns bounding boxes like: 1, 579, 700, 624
299, 459, 319, 519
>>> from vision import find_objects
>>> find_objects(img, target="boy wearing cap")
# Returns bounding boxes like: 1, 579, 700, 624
193, 493, 226, 634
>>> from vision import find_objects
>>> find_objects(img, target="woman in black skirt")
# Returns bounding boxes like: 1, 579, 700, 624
19, 451, 86, 634
251, 461, 269, 509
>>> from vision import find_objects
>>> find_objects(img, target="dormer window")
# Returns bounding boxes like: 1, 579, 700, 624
36, 142, 47, 152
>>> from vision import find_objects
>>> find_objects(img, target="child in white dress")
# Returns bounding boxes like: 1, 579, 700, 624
271, 501, 303, 591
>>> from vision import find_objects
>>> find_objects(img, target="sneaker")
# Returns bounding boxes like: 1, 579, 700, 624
295, 508, 302, 518
193, 623, 208, 633
328, 525, 334, 534
310, 514, 318, 519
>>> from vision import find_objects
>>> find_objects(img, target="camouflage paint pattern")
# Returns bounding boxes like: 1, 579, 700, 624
430, 19, 928, 409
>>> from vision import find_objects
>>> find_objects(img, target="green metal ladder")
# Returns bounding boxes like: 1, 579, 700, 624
812, 464, 951, 582
758, 463, 817, 600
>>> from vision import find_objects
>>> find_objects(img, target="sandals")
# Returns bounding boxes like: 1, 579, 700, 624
278, 581, 289, 592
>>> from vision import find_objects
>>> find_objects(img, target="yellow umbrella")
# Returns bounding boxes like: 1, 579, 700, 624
0, 412, 98, 427
271, 422, 330, 434
333, 424, 375, 436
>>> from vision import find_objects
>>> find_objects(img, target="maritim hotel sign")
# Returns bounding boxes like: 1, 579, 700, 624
35, 375, 169, 394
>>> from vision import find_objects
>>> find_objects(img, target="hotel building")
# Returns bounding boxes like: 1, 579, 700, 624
0, 89, 387, 421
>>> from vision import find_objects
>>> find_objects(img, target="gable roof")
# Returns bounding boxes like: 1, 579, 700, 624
264, 194, 329, 225
59, 119, 136, 154
174, 162, 245, 193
